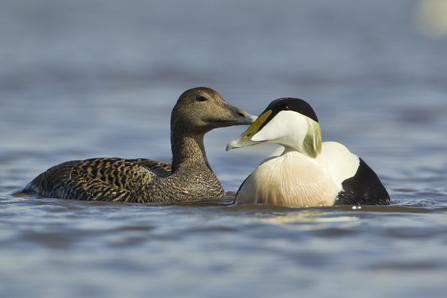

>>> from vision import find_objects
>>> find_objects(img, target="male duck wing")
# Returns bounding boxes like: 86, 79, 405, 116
335, 158, 390, 205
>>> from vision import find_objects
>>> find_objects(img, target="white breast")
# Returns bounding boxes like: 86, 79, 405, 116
235, 150, 340, 207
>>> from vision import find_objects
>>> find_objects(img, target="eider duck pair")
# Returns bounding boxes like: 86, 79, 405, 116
227, 97, 390, 207
20, 87, 257, 202
20, 90, 389, 207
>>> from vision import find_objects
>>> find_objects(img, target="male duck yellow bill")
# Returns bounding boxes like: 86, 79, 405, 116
19, 87, 257, 203
226, 97, 390, 207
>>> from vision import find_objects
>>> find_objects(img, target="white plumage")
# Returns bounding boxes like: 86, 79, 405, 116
227, 98, 390, 207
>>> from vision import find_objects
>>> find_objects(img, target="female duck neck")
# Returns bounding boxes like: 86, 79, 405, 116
170, 133, 211, 173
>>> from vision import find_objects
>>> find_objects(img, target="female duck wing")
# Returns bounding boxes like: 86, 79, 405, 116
23, 160, 81, 197
23, 158, 160, 202
335, 158, 390, 205
128, 158, 171, 177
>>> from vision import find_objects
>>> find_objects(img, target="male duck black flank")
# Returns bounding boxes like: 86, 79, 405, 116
226, 97, 390, 207
20, 87, 257, 202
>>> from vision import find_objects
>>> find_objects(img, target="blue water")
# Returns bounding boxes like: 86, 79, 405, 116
1, 1, 447, 297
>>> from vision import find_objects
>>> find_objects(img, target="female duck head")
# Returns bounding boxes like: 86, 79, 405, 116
171, 87, 257, 135
226, 97, 322, 158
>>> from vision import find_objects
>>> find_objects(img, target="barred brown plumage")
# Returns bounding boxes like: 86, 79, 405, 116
20, 87, 256, 202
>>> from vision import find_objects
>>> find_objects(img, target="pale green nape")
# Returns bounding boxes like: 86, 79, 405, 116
302, 118, 322, 158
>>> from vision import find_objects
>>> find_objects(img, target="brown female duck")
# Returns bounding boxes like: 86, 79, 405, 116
20, 87, 256, 202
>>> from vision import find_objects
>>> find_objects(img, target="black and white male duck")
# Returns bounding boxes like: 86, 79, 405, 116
226, 97, 390, 207
20, 87, 257, 203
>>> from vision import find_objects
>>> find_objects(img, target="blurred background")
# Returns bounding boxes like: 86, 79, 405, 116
1, 0, 447, 162
2, 0, 447, 190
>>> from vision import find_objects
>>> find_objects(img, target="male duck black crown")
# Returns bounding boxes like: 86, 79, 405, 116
226, 97, 390, 207
20, 87, 257, 203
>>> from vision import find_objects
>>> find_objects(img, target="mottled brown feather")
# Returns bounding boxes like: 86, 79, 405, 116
20, 87, 255, 202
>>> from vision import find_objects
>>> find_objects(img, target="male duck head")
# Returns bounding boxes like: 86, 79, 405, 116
226, 98, 322, 158
171, 87, 257, 135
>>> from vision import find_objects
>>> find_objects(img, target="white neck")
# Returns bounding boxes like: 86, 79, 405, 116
252, 111, 322, 158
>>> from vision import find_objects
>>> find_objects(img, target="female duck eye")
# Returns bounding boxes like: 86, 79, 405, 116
197, 96, 208, 102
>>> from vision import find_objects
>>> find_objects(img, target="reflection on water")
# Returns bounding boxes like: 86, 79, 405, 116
253, 210, 360, 231
1, 0, 447, 297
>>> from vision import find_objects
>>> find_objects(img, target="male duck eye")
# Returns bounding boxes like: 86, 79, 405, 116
197, 96, 208, 102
